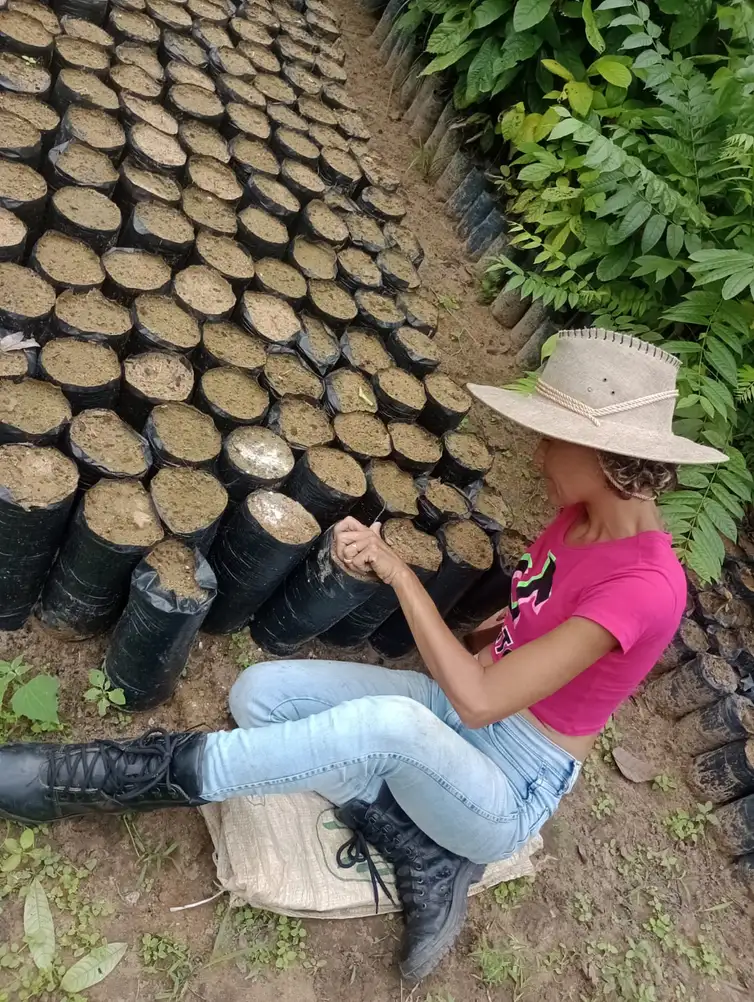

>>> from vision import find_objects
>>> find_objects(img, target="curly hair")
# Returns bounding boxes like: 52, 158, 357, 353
598, 451, 678, 502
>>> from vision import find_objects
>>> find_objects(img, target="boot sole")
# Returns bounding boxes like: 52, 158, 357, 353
398, 862, 486, 983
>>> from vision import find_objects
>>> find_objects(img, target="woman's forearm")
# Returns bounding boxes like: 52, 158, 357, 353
392, 567, 489, 725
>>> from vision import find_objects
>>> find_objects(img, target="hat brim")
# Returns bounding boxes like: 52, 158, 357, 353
467, 383, 728, 466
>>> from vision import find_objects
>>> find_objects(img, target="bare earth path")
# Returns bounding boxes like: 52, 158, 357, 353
1, 2, 752, 1000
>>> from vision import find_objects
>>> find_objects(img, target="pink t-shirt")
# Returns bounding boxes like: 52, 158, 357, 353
491, 506, 686, 735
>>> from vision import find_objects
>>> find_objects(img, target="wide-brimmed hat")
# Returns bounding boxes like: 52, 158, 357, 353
468, 328, 727, 466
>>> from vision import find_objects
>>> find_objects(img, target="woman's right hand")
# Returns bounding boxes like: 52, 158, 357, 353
332, 517, 412, 587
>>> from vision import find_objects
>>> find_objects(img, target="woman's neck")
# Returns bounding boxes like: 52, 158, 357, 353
566, 496, 664, 545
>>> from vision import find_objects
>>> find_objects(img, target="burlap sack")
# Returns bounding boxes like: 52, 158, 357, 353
202, 792, 542, 919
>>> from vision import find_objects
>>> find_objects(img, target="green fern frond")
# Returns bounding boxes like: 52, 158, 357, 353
736, 365, 754, 402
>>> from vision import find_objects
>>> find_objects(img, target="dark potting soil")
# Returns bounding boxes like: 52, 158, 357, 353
202, 366, 268, 421
202, 321, 265, 370
53, 141, 119, 189
116, 42, 164, 82
135, 293, 201, 349
308, 445, 365, 497
424, 372, 471, 413
0, 378, 70, 435
290, 236, 336, 281
53, 185, 121, 234
389, 421, 442, 465
445, 430, 492, 472
474, 486, 512, 528
342, 329, 392, 375
132, 199, 194, 247
383, 517, 441, 573
70, 408, 149, 476
103, 248, 171, 294
0, 443, 77, 508
333, 411, 390, 458
370, 459, 419, 516
173, 265, 236, 318
182, 185, 237, 236
151, 465, 227, 534
375, 367, 426, 411
0, 351, 29, 379
145, 537, 207, 599
256, 256, 307, 301
151, 402, 222, 464
124, 350, 194, 401
274, 397, 333, 449
242, 291, 300, 343
445, 519, 494, 570
33, 230, 104, 290
54, 288, 130, 340
56, 69, 119, 113
188, 155, 243, 204
247, 489, 320, 545
0, 261, 54, 319
131, 122, 186, 171
679, 618, 710, 653
327, 367, 377, 413
40, 338, 120, 387
195, 231, 254, 283
264, 351, 322, 399
120, 159, 182, 204
225, 425, 294, 481
178, 119, 230, 163
424, 478, 468, 515
84, 477, 163, 546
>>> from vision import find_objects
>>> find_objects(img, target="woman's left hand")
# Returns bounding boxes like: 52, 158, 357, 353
333, 517, 411, 587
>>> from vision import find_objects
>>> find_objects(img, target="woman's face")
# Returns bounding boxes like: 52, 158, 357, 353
534, 438, 603, 506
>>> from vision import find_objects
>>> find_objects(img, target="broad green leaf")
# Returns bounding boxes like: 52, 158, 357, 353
669, 7, 707, 47
632, 48, 662, 69
19, 829, 34, 850
473, 0, 510, 29
594, 0, 631, 7
541, 58, 574, 81
498, 102, 525, 140
711, 483, 744, 519
88, 669, 106, 687
109, 688, 126, 706
621, 32, 653, 49
721, 269, 754, 300
10, 675, 59, 724
582, 0, 605, 52
640, 214, 666, 253
517, 162, 554, 184
24, 878, 55, 971
422, 40, 478, 75
607, 199, 653, 244
718, 470, 753, 500
60, 943, 128, 993
564, 79, 593, 115
677, 469, 709, 489
589, 56, 632, 87
512, 0, 553, 31
666, 223, 684, 259
705, 499, 737, 541
608, 13, 643, 25
596, 240, 634, 280
0, 675, 10, 712
497, 28, 543, 71
706, 339, 738, 386
696, 512, 726, 565
465, 36, 501, 96
426, 20, 471, 55
1, 854, 21, 872
547, 117, 581, 140
594, 187, 636, 218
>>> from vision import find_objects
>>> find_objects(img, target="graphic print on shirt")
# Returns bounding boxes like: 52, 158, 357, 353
494, 550, 557, 658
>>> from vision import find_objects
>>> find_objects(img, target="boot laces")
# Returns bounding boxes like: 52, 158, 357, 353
49, 729, 183, 806
336, 829, 396, 913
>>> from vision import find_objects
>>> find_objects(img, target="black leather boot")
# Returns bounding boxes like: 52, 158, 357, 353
336, 787, 485, 982
0, 729, 207, 824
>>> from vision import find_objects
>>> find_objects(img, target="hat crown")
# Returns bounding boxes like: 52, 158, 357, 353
540, 328, 679, 432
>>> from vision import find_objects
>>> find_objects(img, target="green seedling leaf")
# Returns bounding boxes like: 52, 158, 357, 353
11, 674, 59, 724
88, 669, 106, 687
109, 688, 126, 706
60, 942, 128, 992
513, 0, 553, 31
1, 854, 21, 872
19, 829, 34, 851
24, 878, 55, 971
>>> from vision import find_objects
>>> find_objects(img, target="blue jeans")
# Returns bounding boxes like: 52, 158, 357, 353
201, 660, 580, 864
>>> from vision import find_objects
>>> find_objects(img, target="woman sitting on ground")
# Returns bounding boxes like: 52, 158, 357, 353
0, 329, 725, 982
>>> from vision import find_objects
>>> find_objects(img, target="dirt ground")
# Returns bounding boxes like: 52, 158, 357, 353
1, 1, 753, 1000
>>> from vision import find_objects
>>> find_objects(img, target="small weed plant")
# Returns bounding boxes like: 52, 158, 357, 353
83, 670, 125, 718
0, 656, 62, 742
663, 804, 717, 845
472, 937, 526, 994
652, 774, 677, 794
492, 876, 533, 909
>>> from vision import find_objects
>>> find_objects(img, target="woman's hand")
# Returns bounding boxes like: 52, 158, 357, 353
332, 517, 412, 587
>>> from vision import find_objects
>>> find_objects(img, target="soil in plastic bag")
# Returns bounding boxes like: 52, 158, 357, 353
421, 372, 472, 436
52, 288, 131, 354
0, 443, 78, 630
414, 477, 470, 533
37, 477, 164, 637
219, 424, 295, 501
283, 445, 366, 528
0, 377, 72, 445
104, 539, 217, 710
349, 458, 419, 524
195, 365, 270, 433
67, 407, 152, 487
469, 484, 513, 535
371, 519, 493, 658
446, 530, 524, 632
295, 313, 340, 375
434, 430, 493, 488
143, 401, 221, 470
249, 526, 380, 655
322, 518, 441, 648
39, 337, 121, 413
386, 326, 439, 378
120, 350, 194, 430
150, 466, 228, 554
373, 366, 426, 423
203, 489, 319, 634
389, 420, 441, 475
266, 397, 333, 455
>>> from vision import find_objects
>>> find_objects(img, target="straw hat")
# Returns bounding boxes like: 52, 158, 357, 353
468, 328, 727, 466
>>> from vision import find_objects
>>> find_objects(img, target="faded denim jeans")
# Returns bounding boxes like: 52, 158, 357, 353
201, 660, 580, 864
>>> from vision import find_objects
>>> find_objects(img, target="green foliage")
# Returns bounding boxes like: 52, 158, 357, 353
492, 875, 534, 908
83, 669, 126, 718
209, 904, 318, 979
0, 656, 62, 742
471, 936, 526, 989
140, 934, 196, 1001
122, 815, 179, 892
662, 803, 718, 844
